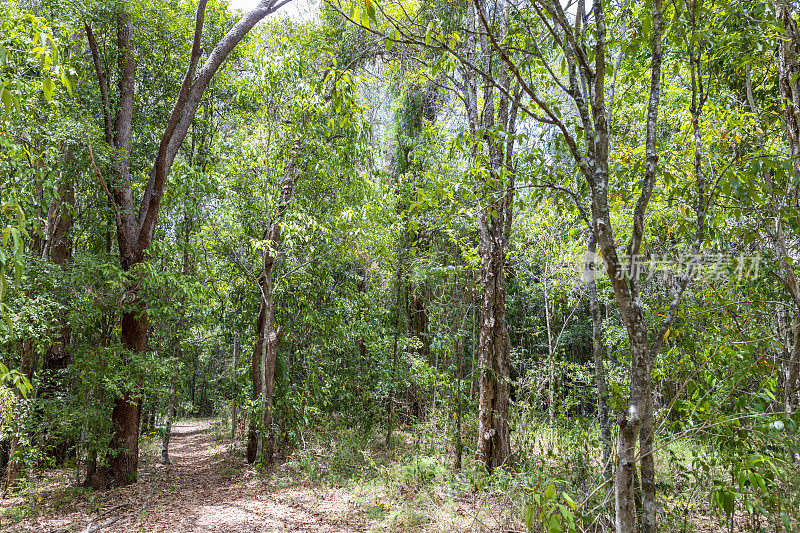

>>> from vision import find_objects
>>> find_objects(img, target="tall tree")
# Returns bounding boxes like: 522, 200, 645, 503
247, 138, 302, 465
85, 0, 292, 486
467, 0, 520, 472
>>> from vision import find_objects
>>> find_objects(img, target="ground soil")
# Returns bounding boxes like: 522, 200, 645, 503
0, 420, 374, 532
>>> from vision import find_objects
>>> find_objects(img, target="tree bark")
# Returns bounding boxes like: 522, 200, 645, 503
107, 309, 147, 485
543, 272, 555, 428
454, 336, 465, 470
247, 138, 302, 466
475, 200, 512, 472
231, 333, 239, 440
161, 380, 176, 464
85, 0, 291, 486
587, 236, 612, 518
470, 0, 517, 473
776, 1, 800, 422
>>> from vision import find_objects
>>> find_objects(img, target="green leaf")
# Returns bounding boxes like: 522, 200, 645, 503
365, 0, 377, 22
524, 506, 533, 532
545, 483, 556, 500
548, 513, 562, 533
1, 87, 12, 117
42, 77, 54, 101
562, 493, 577, 511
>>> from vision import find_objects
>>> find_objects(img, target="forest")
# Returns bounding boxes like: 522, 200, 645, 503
0, 0, 799, 530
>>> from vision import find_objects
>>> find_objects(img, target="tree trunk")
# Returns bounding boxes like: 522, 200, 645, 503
776, 1, 800, 428
587, 237, 613, 518
639, 381, 656, 533
247, 304, 265, 464
468, 0, 517, 473
231, 333, 239, 440
3, 340, 36, 494
248, 137, 301, 465
614, 337, 652, 533
475, 208, 512, 472
543, 272, 555, 428
85, 0, 292, 486
107, 309, 147, 485
454, 336, 465, 470
161, 380, 176, 464
260, 277, 279, 465
787, 317, 800, 415
386, 256, 403, 447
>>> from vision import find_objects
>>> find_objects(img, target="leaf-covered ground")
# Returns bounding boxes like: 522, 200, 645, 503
0, 420, 378, 531
0, 420, 506, 532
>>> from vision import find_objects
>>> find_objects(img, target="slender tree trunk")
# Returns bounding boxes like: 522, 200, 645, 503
787, 317, 800, 415
454, 336, 465, 470
587, 237, 613, 517
260, 272, 279, 465
386, 257, 403, 447
776, 1, 800, 429
231, 333, 238, 440
247, 137, 301, 465
543, 272, 555, 428
161, 380, 176, 464
247, 304, 265, 463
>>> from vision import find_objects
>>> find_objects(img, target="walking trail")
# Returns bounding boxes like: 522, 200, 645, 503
2, 420, 369, 532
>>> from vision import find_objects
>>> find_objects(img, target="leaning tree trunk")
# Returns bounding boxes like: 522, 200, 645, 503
85, 0, 292, 487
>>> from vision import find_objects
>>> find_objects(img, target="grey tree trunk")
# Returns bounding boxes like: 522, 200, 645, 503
543, 273, 555, 428
777, 1, 800, 423
587, 237, 612, 517
161, 381, 176, 465
231, 333, 238, 440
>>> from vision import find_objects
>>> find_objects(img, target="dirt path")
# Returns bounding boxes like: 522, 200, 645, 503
2, 420, 368, 532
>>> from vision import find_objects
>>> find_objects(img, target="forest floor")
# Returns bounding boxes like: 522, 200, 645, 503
0, 419, 508, 532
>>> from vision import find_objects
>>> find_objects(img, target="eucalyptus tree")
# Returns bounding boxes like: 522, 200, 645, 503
775, 0, 800, 420
82, 0, 292, 486
417, 0, 709, 528
202, 18, 372, 464
330, 0, 522, 471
